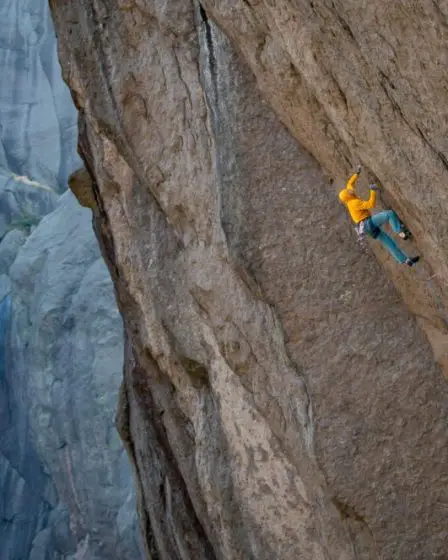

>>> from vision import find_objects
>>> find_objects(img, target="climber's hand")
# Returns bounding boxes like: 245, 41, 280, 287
355, 164, 362, 174
370, 183, 380, 191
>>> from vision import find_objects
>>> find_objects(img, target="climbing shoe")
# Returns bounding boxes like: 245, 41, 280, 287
405, 256, 420, 267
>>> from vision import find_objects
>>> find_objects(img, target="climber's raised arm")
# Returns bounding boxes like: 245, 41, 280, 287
346, 173, 359, 191
346, 164, 362, 191
357, 184, 378, 210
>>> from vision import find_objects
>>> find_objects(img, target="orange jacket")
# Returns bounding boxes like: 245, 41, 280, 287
339, 173, 377, 224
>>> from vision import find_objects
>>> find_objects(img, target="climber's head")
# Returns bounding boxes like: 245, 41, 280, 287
338, 188, 356, 204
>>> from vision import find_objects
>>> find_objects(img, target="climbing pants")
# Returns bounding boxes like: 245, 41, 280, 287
365, 210, 409, 264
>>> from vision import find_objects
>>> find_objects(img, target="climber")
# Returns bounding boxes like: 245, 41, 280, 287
339, 165, 420, 267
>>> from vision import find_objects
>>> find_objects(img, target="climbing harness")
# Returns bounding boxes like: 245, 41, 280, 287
355, 220, 367, 250
355, 217, 381, 252
354, 222, 369, 253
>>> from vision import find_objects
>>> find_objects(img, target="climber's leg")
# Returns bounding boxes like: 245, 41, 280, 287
375, 229, 409, 263
370, 210, 403, 233
371, 211, 418, 265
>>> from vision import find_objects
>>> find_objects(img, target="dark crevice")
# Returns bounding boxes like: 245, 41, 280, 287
415, 125, 448, 172
131, 348, 217, 559
379, 71, 417, 131
91, 182, 121, 282
329, 71, 349, 111
332, 497, 365, 523
198, 4, 218, 99
331, 2, 356, 42
116, 368, 159, 560
77, 113, 122, 284
332, 497, 379, 558
172, 48, 193, 113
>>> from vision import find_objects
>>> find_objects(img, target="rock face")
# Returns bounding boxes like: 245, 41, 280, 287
50, 2, 448, 559
0, 229, 52, 560
0, 0, 80, 189
0, 226, 76, 560
1, 191, 142, 559
1, 2, 141, 557
0, 0, 82, 240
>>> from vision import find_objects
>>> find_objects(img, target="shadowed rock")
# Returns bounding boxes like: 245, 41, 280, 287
68, 167, 97, 209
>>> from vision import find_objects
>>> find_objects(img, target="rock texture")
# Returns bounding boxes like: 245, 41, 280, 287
0, 0, 80, 189
0, 171, 58, 240
2, 190, 142, 559
1, 2, 142, 557
0, 0, 82, 240
0, 229, 55, 560
0, 1, 143, 557
50, 2, 448, 559
0, 227, 72, 560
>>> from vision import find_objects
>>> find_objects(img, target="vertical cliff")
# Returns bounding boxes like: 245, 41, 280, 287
6, 191, 141, 559
1, 1, 141, 557
49, 1, 448, 559
0, 2, 76, 555
0, 229, 56, 560
0, 0, 80, 189
0, 0, 81, 241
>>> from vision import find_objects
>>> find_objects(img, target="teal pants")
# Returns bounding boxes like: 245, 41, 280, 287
368, 210, 408, 263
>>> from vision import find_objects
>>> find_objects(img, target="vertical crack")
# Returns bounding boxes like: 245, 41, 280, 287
198, 4, 219, 102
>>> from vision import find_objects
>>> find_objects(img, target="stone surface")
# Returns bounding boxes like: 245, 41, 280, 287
0, 229, 26, 276
0, 0, 81, 190
0, 0, 82, 240
0, 170, 58, 241
68, 167, 97, 209
5, 190, 142, 559
1, 2, 141, 558
50, 2, 448, 559
200, 0, 448, 368
0, 230, 61, 560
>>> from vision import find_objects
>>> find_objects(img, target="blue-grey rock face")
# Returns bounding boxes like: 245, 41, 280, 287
0, 0, 80, 190
0, 0, 82, 240
0, 4, 81, 554
0, 171, 58, 240
0, 229, 66, 560
0, 2, 141, 557
3, 191, 141, 559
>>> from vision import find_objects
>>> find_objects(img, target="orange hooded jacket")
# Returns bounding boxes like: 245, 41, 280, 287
339, 173, 377, 224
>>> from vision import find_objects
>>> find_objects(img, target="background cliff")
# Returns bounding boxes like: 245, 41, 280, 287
0, 0, 81, 239
49, 1, 448, 559
3, 191, 142, 559
0, 1, 141, 557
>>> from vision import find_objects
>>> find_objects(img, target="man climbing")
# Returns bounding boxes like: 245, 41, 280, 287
339, 165, 420, 267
